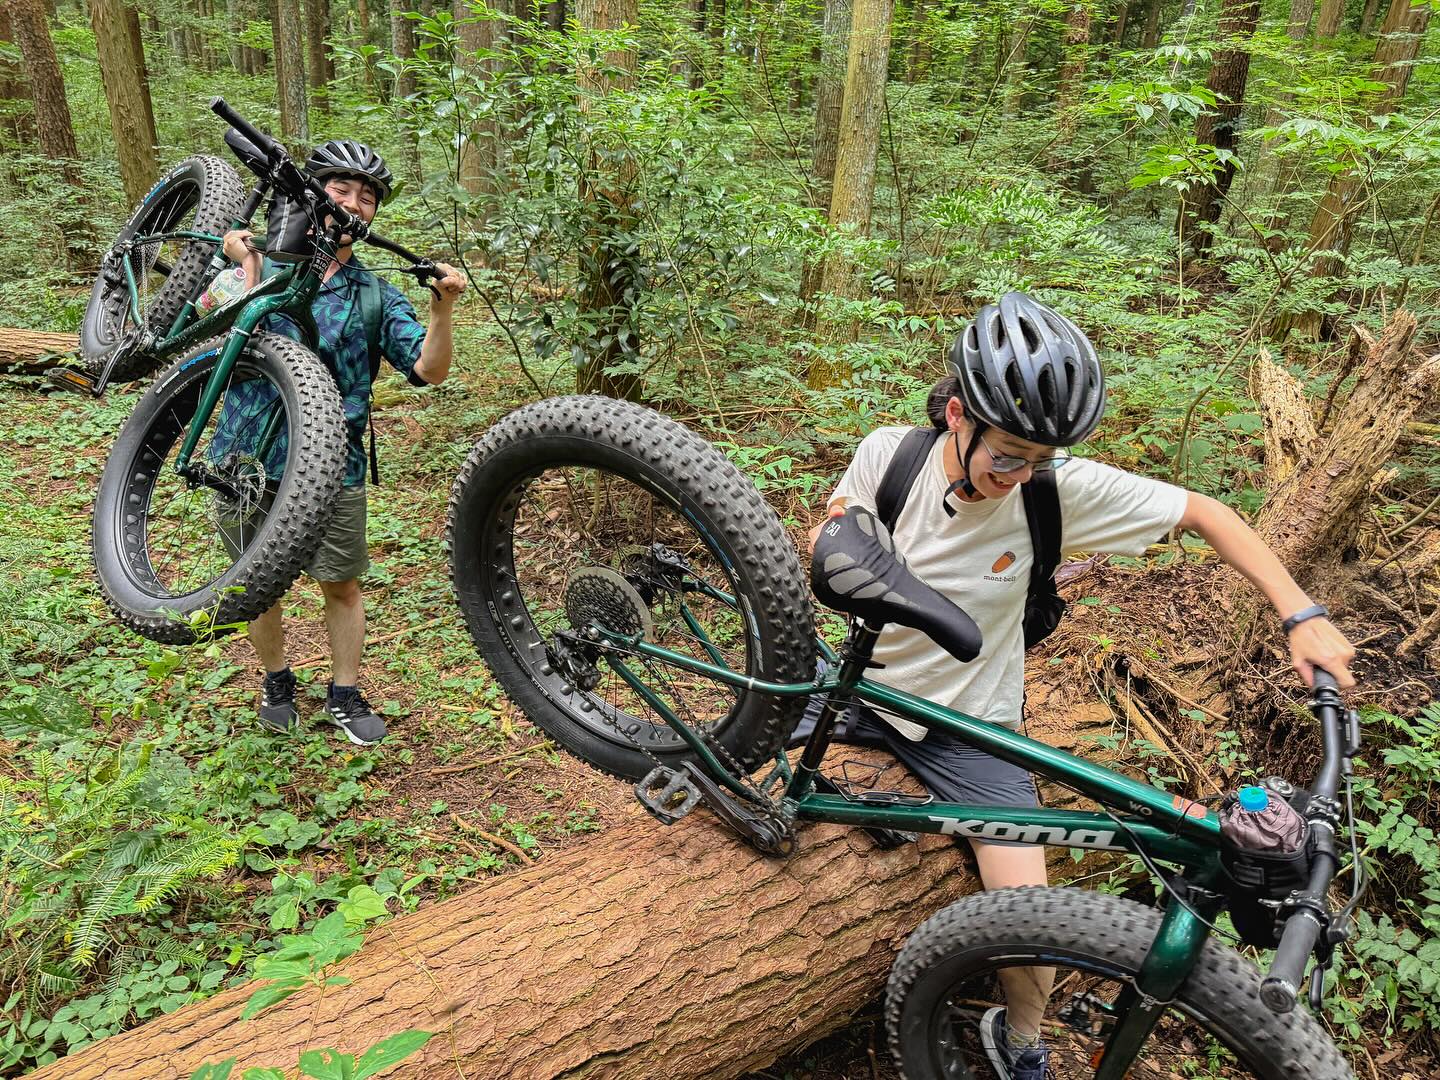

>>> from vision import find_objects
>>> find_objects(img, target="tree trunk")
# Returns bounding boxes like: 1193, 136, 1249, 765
227, 0, 246, 68
91, 0, 161, 205
274, 0, 309, 142
0, 327, 79, 372
798, 0, 851, 320
545, 0, 565, 30
391, 0, 416, 99
1275, 0, 1430, 340
575, 0, 640, 397
11, 0, 79, 166
355, 0, 377, 93
811, 0, 893, 379
28, 756, 986, 1079
907, 0, 929, 80
1048, 0, 1091, 172
455, 0, 497, 205
1315, 0, 1344, 36
1175, 0, 1259, 257
1141, 0, 1163, 47
1000, 7, 1029, 116
0, 6, 35, 144
125, 0, 159, 152
1358, 0, 1382, 33
1285, 0, 1316, 35
305, 0, 331, 110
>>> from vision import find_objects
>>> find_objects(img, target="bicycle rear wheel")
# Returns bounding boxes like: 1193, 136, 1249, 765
92, 332, 347, 644
80, 156, 244, 384
447, 396, 817, 781
886, 888, 1354, 1080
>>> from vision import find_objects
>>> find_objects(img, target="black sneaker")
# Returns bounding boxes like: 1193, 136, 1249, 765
979, 1007, 1050, 1080
324, 685, 386, 745
258, 668, 299, 734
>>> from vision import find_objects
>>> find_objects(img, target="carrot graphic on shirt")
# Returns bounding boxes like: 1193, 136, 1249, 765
991, 551, 1016, 574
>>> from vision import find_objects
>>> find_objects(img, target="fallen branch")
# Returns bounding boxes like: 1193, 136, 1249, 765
449, 812, 535, 864
428, 743, 553, 776
0, 327, 77, 374
291, 617, 445, 671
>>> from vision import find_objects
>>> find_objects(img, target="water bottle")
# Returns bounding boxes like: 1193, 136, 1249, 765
196, 265, 249, 313
1219, 783, 1307, 854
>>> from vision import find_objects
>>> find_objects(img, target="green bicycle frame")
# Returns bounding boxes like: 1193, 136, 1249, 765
593, 622, 1226, 1079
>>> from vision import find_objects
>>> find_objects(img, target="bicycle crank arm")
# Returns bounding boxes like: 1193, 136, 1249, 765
46, 366, 102, 397
682, 763, 796, 857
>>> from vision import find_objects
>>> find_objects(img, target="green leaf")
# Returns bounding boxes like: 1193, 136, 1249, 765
338, 885, 389, 926
241, 1070, 288, 1080
355, 1030, 437, 1079
190, 1062, 236, 1080
239, 982, 303, 1022
298, 1048, 356, 1080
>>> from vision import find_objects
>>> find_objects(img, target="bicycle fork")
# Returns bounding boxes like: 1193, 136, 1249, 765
1090, 883, 1222, 1079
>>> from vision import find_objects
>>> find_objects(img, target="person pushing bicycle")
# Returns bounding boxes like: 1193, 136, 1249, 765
803, 292, 1357, 1080
216, 140, 466, 745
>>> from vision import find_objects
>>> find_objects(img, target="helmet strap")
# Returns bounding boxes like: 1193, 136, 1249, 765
941, 423, 986, 517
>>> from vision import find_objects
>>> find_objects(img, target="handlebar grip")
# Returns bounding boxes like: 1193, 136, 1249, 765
1311, 667, 1338, 693
1260, 909, 1323, 1014
210, 98, 280, 159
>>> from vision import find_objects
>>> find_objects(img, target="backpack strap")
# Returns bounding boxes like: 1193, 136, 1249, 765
350, 266, 386, 485
1020, 468, 1062, 598
876, 427, 943, 531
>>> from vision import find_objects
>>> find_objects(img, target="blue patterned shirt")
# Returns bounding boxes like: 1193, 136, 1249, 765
210, 257, 429, 487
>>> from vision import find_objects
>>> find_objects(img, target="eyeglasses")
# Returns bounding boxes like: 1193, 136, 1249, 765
979, 432, 1072, 474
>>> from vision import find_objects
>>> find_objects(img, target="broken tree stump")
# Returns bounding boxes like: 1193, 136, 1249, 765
0, 328, 78, 374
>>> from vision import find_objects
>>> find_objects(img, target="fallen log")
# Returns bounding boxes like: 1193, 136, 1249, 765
0, 328, 78, 374
33, 752, 991, 1080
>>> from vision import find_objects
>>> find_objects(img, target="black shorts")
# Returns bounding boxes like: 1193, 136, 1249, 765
789, 692, 1040, 819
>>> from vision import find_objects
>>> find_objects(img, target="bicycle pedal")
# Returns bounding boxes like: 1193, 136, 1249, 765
634, 765, 702, 826
46, 367, 100, 397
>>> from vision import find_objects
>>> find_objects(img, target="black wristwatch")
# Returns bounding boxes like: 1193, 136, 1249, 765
1281, 604, 1328, 635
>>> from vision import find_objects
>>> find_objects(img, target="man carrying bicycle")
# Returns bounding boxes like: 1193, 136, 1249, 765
805, 292, 1357, 1080
219, 140, 465, 745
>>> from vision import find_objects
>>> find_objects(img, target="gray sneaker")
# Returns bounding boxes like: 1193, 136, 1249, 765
258, 669, 300, 734
324, 685, 386, 745
979, 1007, 1050, 1080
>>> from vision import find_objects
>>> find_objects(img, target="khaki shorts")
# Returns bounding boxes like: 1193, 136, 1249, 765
218, 483, 370, 583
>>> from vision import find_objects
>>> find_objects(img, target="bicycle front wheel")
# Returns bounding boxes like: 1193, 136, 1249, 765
886, 888, 1354, 1080
447, 396, 817, 781
80, 155, 244, 383
92, 332, 347, 644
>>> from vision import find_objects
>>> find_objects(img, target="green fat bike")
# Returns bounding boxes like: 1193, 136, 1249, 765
447, 395, 1361, 1079
62, 99, 440, 644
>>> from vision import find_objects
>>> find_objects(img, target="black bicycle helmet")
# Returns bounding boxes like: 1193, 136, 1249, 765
948, 292, 1106, 448
306, 139, 394, 203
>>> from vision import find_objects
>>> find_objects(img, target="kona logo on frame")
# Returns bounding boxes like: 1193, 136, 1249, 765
930, 818, 1123, 849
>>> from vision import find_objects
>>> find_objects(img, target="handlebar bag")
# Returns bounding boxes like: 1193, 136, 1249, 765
265, 191, 314, 264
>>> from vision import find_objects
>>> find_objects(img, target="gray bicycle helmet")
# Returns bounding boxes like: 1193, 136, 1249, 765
306, 139, 393, 203
948, 292, 1106, 447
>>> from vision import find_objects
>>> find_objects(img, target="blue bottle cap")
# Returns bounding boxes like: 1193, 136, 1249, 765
1237, 786, 1269, 812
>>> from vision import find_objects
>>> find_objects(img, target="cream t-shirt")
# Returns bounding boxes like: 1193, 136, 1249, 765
828, 426, 1189, 739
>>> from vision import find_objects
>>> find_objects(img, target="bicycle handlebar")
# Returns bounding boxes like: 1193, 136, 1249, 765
210, 97, 440, 292
1259, 665, 1349, 1013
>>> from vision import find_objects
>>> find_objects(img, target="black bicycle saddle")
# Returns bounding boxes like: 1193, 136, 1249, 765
810, 506, 982, 663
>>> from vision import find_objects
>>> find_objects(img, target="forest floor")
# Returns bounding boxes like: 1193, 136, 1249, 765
3, 316, 1437, 1078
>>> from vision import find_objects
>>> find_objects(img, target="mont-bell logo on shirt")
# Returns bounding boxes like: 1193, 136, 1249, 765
985, 550, 1019, 583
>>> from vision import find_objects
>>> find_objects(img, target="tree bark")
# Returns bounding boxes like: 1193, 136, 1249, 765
545, 0, 565, 30
906, 0, 929, 80
1048, 0, 1091, 172
91, 0, 161, 205
1140, 0, 1163, 47
575, 0, 640, 397
0, 327, 79, 373
227, 0, 246, 68
1358, 0, 1382, 34
28, 757, 986, 1079
10, 0, 79, 166
1175, 0, 1259, 257
1315, 0, 1344, 36
391, 0, 416, 99
1275, 0, 1430, 340
455, 0, 498, 205
812, 0, 893, 376
305, 0, 332, 110
798, 0, 851, 319
0, 5, 34, 144
274, 0, 309, 142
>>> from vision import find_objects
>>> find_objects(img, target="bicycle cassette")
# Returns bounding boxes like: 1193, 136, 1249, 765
564, 565, 654, 640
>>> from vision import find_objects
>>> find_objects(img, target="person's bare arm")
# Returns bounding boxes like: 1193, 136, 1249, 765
1178, 491, 1356, 687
